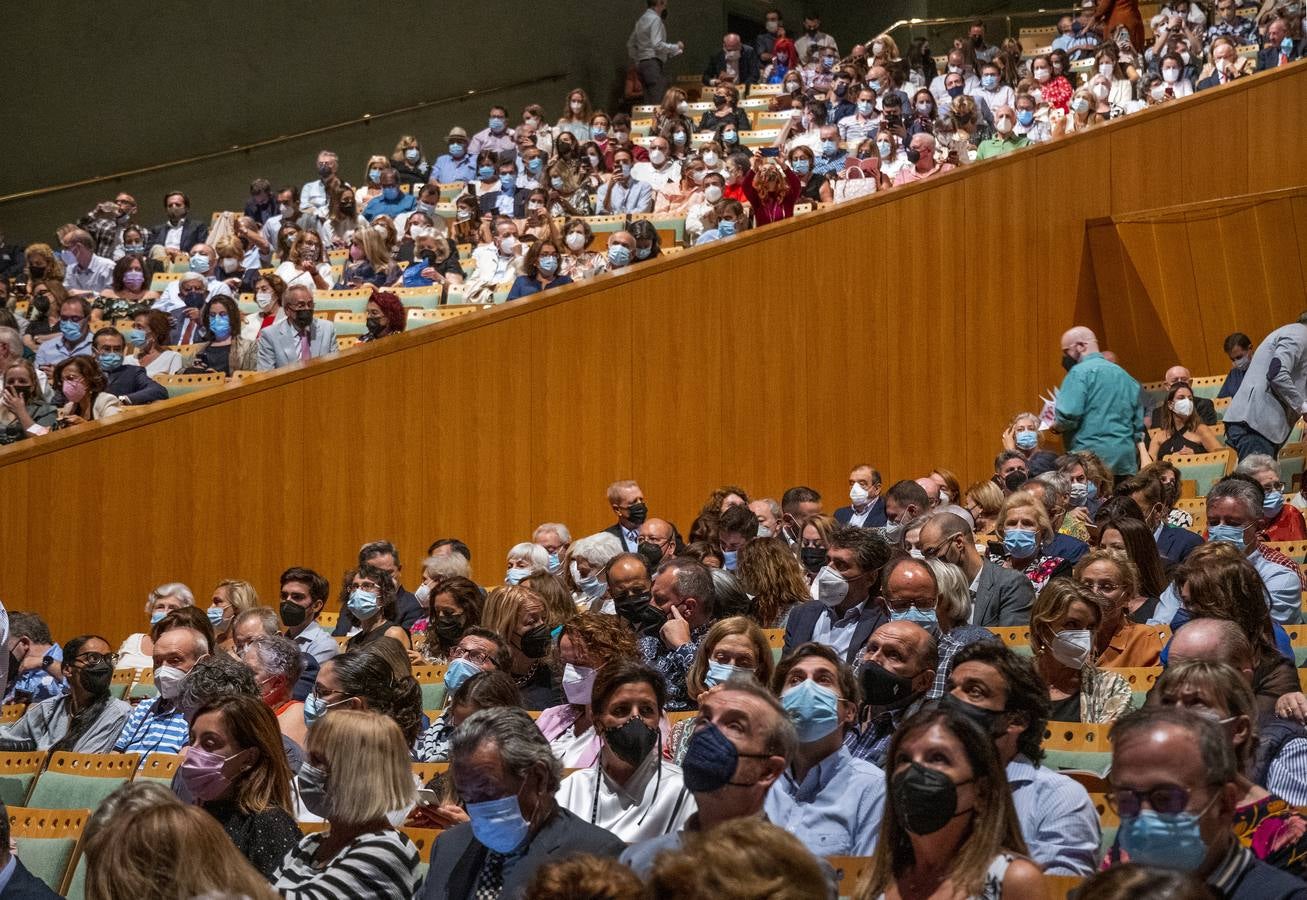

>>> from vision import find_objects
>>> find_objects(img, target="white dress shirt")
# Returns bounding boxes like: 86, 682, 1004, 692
471, 245, 520, 285
163, 222, 185, 250
63, 255, 115, 293
627, 8, 682, 62
631, 160, 682, 190
810, 601, 866, 658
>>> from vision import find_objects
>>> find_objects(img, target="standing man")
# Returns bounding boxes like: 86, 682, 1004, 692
604, 480, 648, 553
1225, 320, 1307, 460
628, 0, 684, 105
1054, 326, 1144, 477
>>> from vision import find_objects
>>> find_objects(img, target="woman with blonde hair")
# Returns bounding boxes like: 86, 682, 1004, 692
924, 558, 1002, 698
742, 156, 802, 226
1030, 578, 1131, 724
0, 359, 57, 445
276, 710, 421, 898
272, 229, 333, 293
206, 578, 259, 654
84, 799, 277, 900
537, 612, 640, 766
650, 817, 828, 900
482, 584, 558, 709
23, 243, 65, 289
964, 481, 1005, 539
668, 616, 774, 762
797, 513, 839, 579
1055, 88, 1105, 138
356, 154, 390, 206
854, 705, 1045, 900
737, 537, 809, 628
390, 134, 428, 184
994, 489, 1072, 593
337, 224, 401, 288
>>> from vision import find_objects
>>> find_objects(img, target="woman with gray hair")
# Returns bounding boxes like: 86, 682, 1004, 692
506, 542, 551, 586
924, 557, 1001, 699
117, 582, 195, 669
564, 532, 624, 609
1237, 454, 1307, 542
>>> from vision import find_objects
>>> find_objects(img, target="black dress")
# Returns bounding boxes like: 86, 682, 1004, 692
203, 799, 301, 882
1156, 429, 1207, 457
1049, 691, 1082, 723
515, 662, 562, 711
347, 620, 402, 652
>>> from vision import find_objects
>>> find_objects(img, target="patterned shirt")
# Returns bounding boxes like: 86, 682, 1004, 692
929, 625, 1003, 699
844, 696, 926, 766
113, 695, 189, 755
638, 622, 710, 711
1206, 16, 1258, 46
273, 829, 420, 900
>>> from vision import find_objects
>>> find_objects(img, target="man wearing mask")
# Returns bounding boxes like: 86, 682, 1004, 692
1013, 94, 1051, 143
622, 678, 794, 873
59, 229, 114, 296
1257, 16, 1303, 71
892, 133, 955, 185
80, 192, 143, 258
1225, 319, 1307, 460
716, 504, 757, 572
630, 136, 681, 193
152, 244, 235, 316
1118, 469, 1201, 566
4, 613, 64, 705
298, 150, 338, 216
995, 451, 1031, 495
422, 708, 624, 899
468, 106, 517, 158
432, 127, 476, 184
351, 540, 423, 632
1054, 326, 1144, 476
627, 0, 684, 105
1219, 332, 1253, 399
975, 105, 1031, 159
812, 125, 848, 177
641, 558, 715, 711
945, 641, 1101, 875
919, 512, 1035, 626
149, 191, 208, 259
755, 8, 784, 66
1103, 706, 1307, 898
794, 13, 837, 67
33, 297, 92, 370
471, 218, 523, 285
779, 486, 823, 545
277, 567, 339, 666
604, 480, 648, 553
362, 168, 415, 222
166, 273, 213, 345
596, 151, 654, 214
930, 49, 980, 106
259, 187, 301, 261
606, 553, 661, 637
783, 525, 890, 665
113, 624, 208, 754
704, 33, 761, 86
835, 465, 886, 527
636, 518, 678, 569
92, 328, 166, 407
845, 611, 938, 766
766, 643, 885, 857
1149, 365, 1217, 427
255, 285, 339, 371
748, 499, 782, 538
882, 480, 930, 543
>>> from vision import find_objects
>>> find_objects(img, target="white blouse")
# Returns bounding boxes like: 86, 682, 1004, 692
556, 751, 696, 843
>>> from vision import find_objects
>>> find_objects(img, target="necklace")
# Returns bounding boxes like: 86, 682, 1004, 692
514, 661, 540, 685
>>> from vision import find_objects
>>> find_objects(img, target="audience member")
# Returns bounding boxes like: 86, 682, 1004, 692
414, 629, 511, 763
0, 634, 129, 752
1030, 578, 1131, 723
919, 512, 1036, 626
1073, 549, 1163, 667
482, 585, 558, 709
641, 557, 715, 710
784, 525, 891, 664
845, 616, 938, 766
1055, 326, 1144, 475
1224, 319, 1307, 459
113, 621, 208, 754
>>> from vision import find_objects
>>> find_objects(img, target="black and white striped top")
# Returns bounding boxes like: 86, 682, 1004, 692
272, 828, 420, 899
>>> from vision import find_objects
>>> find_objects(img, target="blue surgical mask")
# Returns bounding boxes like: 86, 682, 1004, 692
60, 249, 79, 267
890, 606, 939, 628
382, 186, 400, 201
917, 101, 933, 115
489, 116, 506, 132
1208, 523, 1246, 552
718, 219, 736, 236
208, 314, 231, 340
188, 254, 210, 272
479, 165, 496, 180
405, 148, 420, 162
857, 101, 874, 116
1015, 430, 1038, 450
59, 320, 83, 342
125, 328, 148, 348
302, 694, 351, 729
820, 140, 838, 157
1003, 528, 1038, 559
122, 244, 145, 255
705, 660, 752, 688
97, 352, 123, 372
791, 158, 810, 175
1283, 36, 1295, 52
1118, 808, 1211, 872
505, 567, 531, 585
538, 255, 559, 275
347, 588, 381, 620
550, 176, 565, 190
869, 80, 882, 92
722, 130, 737, 143
150, 610, 166, 625
782, 678, 841, 743
1017, 109, 1035, 127
207, 606, 225, 627
982, 74, 998, 89
466, 794, 530, 854
608, 245, 631, 267
546, 552, 562, 574
449, 142, 466, 157
634, 246, 652, 261
526, 157, 543, 173
721, 549, 738, 570
877, 140, 892, 157
1265, 490, 1286, 517
368, 169, 382, 184
822, 57, 835, 69
591, 126, 607, 141
499, 174, 515, 192
443, 657, 481, 694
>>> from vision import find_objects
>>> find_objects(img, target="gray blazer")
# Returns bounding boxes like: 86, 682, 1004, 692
1225, 323, 1307, 444
255, 317, 339, 371
971, 561, 1035, 627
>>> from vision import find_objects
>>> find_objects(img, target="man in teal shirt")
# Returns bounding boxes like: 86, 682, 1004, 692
975, 106, 1031, 160
1054, 326, 1144, 476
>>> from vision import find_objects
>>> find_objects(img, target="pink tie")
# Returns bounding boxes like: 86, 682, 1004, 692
298, 332, 311, 361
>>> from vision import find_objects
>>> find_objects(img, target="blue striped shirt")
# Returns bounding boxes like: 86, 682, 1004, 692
764, 746, 885, 857
1008, 754, 1100, 875
113, 696, 189, 755
1267, 738, 1307, 806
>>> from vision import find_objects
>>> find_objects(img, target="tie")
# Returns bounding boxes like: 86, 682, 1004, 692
1165, 86, 1175, 99
298, 330, 311, 361
1280, 52, 1289, 66
475, 851, 505, 900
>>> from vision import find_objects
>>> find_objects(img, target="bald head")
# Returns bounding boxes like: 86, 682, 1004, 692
920, 511, 971, 545
1164, 365, 1192, 388
723, 33, 742, 51
861, 620, 939, 700
1168, 618, 1253, 677
915, 477, 941, 507
1060, 326, 1100, 365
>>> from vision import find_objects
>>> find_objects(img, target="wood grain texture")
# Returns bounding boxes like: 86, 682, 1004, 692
5, 63, 1307, 642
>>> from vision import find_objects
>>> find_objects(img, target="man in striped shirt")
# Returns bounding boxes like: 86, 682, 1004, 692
113, 626, 207, 755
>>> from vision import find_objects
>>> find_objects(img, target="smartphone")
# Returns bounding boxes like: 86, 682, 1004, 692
416, 788, 440, 806
759, 147, 780, 158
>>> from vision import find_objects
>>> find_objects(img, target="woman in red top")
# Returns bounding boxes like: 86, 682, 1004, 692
742, 153, 802, 226
1032, 53, 1073, 112
721, 155, 751, 204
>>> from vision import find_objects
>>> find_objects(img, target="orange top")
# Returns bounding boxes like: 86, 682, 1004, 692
1098, 620, 1163, 668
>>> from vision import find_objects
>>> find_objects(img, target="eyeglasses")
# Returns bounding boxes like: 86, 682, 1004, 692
450, 646, 495, 667
72, 652, 118, 668
1080, 579, 1121, 594
1106, 784, 1220, 818
884, 596, 938, 612
921, 536, 957, 560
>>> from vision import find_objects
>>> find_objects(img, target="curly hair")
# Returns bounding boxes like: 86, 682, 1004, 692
561, 612, 638, 668
736, 537, 809, 627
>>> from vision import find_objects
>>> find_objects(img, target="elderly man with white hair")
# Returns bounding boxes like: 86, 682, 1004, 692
566, 532, 625, 608
892, 132, 956, 185
255, 284, 338, 371
1054, 325, 1144, 475
532, 523, 571, 575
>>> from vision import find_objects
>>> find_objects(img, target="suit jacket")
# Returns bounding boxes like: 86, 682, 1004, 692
783, 598, 888, 665
834, 499, 887, 527
1150, 396, 1217, 427
106, 364, 167, 406
0, 858, 61, 899
421, 807, 626, 900
1258, 40, 1303, 72
148, 218, 208, 252
1156, 524, 1202, 567
604, 523, 639, 553
972, 561, 1035, 627
1225, 323, 1307, 444
703, 46, 762, 85
255, 317, 338, 371
291, 651, 319, 702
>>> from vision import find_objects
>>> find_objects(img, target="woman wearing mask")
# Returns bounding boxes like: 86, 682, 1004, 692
556, 662, 694, 841
205, 578, 259, 653
20, 284, 62, 354
777, 101, 826, 155
1030, 578, 1131, 724
667, 617, 773, 762
1095, 49, 1136, 110
53, 356, 120, 427
557, 89, 593, 142
0, 634, 130, 752
210, 238, 256, 295
741, 154, 802, 226
537, 613, 640, 767
390, 135, 428, 184
737, 538, 809, 628
854, 706, 1046, 900
451, 196, 483, 247
507, 239, 573, 300
1054, 88, 1104, 138
277, 711, 420, 897
908, 89, 938, 136
355, 154, 390, 207
1073, 549, 1162, 667
1092, 512, 1167, 621
412, 575, 483, 664
1147, 383, 1222, 460
273, 231, 332, 293
117, 583, 195, 669
240, 273, 285, 344
940, 94, 987, 164
588, 112, 613, 157
339, 567, 410, 652
23, 243, 65, 292
1031, 53, 1072, 111
654, 87, 694, 137
359, 291, 406, 343
100, 255, 157, 303
184, 695, 299, 881
962, 481, 1004, 540
546, 163, 596, 219
318, 184, 367, 251
579, 140, 610, 178
505, 543, 550, 585
1001, 411, 1057, 470
558, 219, 608, 281
662, 120, 694, 165
0, 360, 57, 445
191, 296, 256, 374
627, 221, 662, 263
874, 130, 913, 182
305, 645, 424, 747
788, 145, 834, 203
336, 227, 401, 289
993, 489, 1072, 594
797, 514, 838, 581
483, 584, 558, 709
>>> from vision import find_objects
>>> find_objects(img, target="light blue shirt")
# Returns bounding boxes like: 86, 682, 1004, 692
290, 620, 339, 666
811, 601, 866, 660
1266, 738, 1307, 806
1007, 754, 1100, 876
113, 695, 189, 755
596, 179, 654, 214
363, 192, 416, 222
432, 154, 476, 184
764, 745, 885, 857
1150, 548, 1303, 626
33, 332, 92, 368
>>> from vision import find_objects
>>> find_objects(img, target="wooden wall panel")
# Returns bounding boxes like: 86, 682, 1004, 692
5, 63, 1307, 643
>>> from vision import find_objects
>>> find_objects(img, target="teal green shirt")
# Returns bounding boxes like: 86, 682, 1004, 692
1055, 352, 1144, 475
975, 135, 1031, 160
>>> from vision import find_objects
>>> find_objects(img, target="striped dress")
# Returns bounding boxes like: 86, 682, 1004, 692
272, 828, 420, 899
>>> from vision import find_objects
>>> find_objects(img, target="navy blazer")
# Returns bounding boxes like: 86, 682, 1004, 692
422, 807, 626, 900
703, 46, 762, 85
0, 858, 61, 899
783, 598, 888, 665
834, 499, 887, 527
147, 218, 208, 253
1157, 524, 1203, 567
604, 523, 640, 553
105, 364, 167, 406
1258, 40, 1303, 72
1045, 532, 1090, 564
291, 651, 319, 702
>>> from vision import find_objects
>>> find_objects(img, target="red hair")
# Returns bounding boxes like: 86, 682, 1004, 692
371, 291, 406, 334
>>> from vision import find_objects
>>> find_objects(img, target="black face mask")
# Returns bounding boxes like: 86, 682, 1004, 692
604, 716, 659, 766
905, 148, 921, 164
517, 624, 552, 659
938, 693, 1005, 736
1003, 470, 1029, 493
860, 660, 919, 707
625, 502, 649, 526
800, 546, 827, 573
6, 643, 23, 691
891, 761, 971, 835
340, 203, 356, 215
1061, 352, 1078, 371
636, 542, 663, 572
292, 308, 314, 329
279, 600, 308, 627
77, 660, 113, 697
433, 615, 465, 645
614, 591, 663, 635
366, 317, 385, 337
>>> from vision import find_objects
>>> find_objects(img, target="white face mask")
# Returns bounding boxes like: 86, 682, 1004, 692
1047, 629, 1093, 670
256, 290, 275, 312
562, 664, 597, 705
1034, 68, 1051, 83
702, 151, 719, 167
704, 185, 723, 203
499, 236, 518, 256
1162, 67, 1180, 83
565, 232, 587, 252
1171, 397, 1195, 417
947, 64, 962, 74
873, 41, 885, 55
850, 483, 871, 506
154, 664, 188, 700
1150, 83, 1167, 100
649, 149, 667, 166
1099, 62, 1115, 78
1092, 83, 1109, 100
814, 565, 851, 608
995, 116, 1014, 134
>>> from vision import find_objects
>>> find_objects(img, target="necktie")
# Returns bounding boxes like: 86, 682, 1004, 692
475, 851, 505, 900
1280, 52, 1289, 66
298, 330, 311, 361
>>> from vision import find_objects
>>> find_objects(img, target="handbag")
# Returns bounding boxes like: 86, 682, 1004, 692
832, 166, 878, 203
